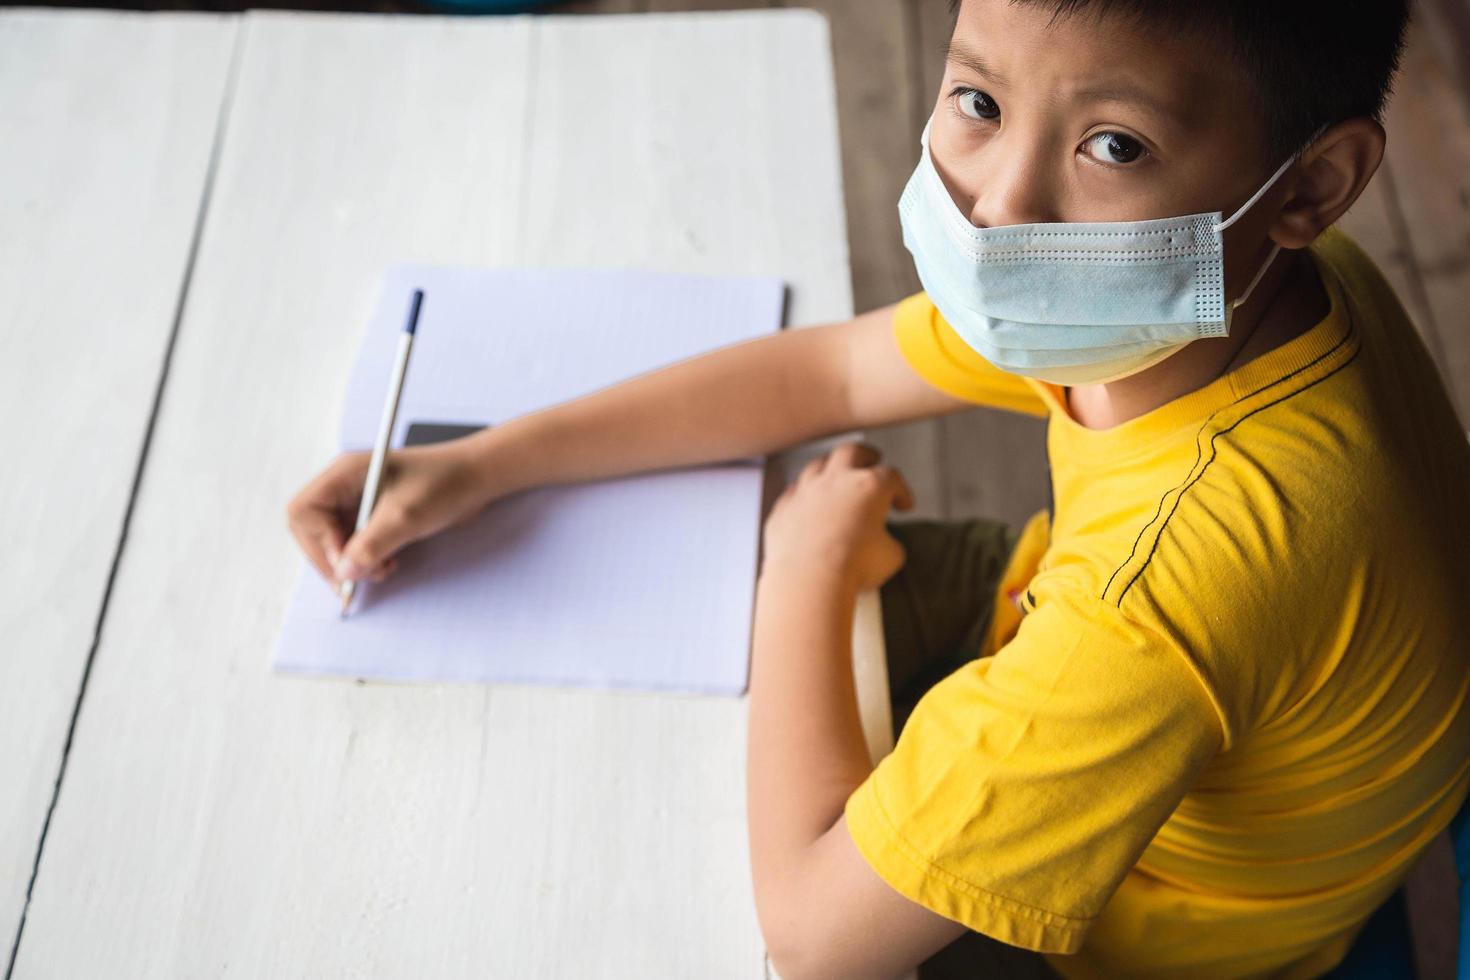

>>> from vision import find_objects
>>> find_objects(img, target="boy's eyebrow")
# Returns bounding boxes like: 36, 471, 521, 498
945, 36, 1185, 132
1071, 82, 1180, 122
945, 38, 1010, 88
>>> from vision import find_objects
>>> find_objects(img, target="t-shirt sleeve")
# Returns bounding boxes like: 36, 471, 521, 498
843, 591, 1224, 953
892, 291, 1051, 418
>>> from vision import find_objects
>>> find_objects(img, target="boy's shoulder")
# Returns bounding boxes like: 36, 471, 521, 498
1100, 227, 1470, 727
1165, 223, 1451, 502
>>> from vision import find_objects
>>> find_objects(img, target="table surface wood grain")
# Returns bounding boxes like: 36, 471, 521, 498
11, 1, 1469, 976
5, 9, 896, 977
0, 5, 237, 963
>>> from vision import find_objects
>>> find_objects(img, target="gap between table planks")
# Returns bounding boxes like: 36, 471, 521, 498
11, 0, 1468, 975
0, 10, 238, 977
9, 9, 873, 979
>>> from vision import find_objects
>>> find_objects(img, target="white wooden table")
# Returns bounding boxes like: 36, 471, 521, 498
4, 8, 894, 977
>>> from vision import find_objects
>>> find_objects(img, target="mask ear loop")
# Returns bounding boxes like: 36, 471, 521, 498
1212, 142, 1310, 311
1229, 240, 1283, 310
1212, 151, 1300, 234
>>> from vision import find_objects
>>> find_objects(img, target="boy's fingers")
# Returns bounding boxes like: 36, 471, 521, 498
321, 525, 348, 577
286, 502, 348, 585
891, 466, 915, 509
872, 464, 915, 511
336, 505, 415, 581
800, 440, 880, 484
833, 440, 883, 469
322, 451, 371, 502
285, 451, 376, 584
894, 471, 916, 511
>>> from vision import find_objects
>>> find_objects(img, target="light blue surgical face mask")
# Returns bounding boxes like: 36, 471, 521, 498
898, 120, 1305, 386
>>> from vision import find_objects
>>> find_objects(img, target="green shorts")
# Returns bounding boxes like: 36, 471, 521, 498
877, 516, 1063, 980
880, 516, 1020, 735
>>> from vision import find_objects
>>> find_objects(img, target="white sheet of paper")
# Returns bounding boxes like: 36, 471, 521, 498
273, 266, 785, 695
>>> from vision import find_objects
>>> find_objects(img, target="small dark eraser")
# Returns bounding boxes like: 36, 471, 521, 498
403, 421, 491, 447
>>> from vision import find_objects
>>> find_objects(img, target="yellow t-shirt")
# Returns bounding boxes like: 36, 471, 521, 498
844, 226, 1470, 979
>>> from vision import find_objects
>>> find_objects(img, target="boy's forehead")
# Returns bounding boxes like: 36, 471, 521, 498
950, 0, 1246, 139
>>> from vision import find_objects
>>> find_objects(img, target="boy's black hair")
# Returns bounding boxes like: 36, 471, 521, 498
945, 0, 1411, 165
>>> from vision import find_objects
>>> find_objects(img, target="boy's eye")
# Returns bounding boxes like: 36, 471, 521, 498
1083, 131, 1147, 165
954, 88, 1000, 121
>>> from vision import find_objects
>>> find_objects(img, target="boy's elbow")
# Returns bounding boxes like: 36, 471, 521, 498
766, 939, 838, 980
768, 942, 902, 980
758, 900, 802, 977
755, 840, 920, 980
764, 920, 899, 980
759, 897, 834, 980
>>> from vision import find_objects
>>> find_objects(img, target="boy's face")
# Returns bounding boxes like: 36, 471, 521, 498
932, 0, 1284, 275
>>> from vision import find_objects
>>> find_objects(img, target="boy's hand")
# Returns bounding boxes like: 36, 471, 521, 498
760, 440, 915, 592
285, 437, 497, 588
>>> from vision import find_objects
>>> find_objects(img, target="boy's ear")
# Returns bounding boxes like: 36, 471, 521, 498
1271, 118, 1387, 249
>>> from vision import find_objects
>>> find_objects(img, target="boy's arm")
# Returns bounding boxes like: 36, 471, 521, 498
292, 301, 977, 599
465, 302, 976, 498
473, 310, 976, 976
749, 550, 971, 980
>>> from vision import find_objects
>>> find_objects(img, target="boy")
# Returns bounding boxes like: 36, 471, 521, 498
286, 0, 1470, 976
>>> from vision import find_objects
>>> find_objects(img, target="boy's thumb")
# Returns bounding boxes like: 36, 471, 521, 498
335, 520, 403, 582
